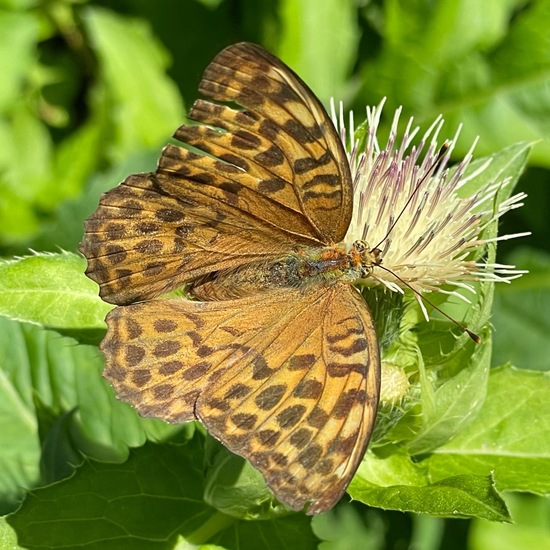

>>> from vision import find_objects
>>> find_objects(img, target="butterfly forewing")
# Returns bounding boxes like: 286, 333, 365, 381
81, 42, 353, 304
82, 171, 314, 304
101, 285, 380, 514
191, 42, 353, 244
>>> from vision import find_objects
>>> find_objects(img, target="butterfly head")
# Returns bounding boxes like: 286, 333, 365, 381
349, 240, 383, 280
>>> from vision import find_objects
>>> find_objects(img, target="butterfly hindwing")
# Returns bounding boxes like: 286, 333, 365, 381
101, 284, 380, 514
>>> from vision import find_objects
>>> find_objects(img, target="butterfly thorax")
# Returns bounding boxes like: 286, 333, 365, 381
190, 241, 382, 301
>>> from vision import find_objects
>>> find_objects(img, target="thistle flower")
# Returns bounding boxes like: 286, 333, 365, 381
331, 99, 529, 318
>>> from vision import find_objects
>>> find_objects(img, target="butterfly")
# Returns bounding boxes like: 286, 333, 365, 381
80, 42, 381, 514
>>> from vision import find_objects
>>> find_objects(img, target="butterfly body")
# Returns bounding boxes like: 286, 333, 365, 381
191, 241, 380, 301
81, 42, 381, 514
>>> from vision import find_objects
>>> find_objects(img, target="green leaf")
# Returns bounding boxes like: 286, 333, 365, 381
0, 252, 110, 342
7, 440, 318, 550
83, 7, 183, 162
0, 516, 24, 550
427, 365, 550, 494
457, 141, 532, 214
0, 101, 54, 245
0, 186, 40, 246
362, 0, 519, 108
0, 318, 40, 514
3, 101, 53, 201
406, 337, 491, 455
312, 502, 386, 550
195, 0, 225, 7
44, 104, 110, 210
0, 316, 183, 513
0, 11, 38, 112
349, 451, 509, 521
32, 149, 160, 253
37, 407, 82, 485
203, 437, 289, 519
492, 248, 550, 371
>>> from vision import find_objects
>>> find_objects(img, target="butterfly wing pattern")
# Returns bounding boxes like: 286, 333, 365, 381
81, 42, 381, 514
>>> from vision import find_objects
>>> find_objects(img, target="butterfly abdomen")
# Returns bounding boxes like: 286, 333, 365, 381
190, 246, 362, 300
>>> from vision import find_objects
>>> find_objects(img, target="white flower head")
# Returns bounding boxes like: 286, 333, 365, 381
331, 99, 529, 319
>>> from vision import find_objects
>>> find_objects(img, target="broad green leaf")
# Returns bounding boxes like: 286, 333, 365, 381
7, 440, 317, 550
349, 451, 509, 521
0, 252, 110, 342
406, 337, 491, 455
278, 0, 359, 103
428, 365, 550, 494
0, 316, 182, 513
0, 318, 40, 514
83, 7, 183, 162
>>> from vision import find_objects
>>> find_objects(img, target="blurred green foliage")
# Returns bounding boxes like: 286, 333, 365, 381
1, 0, 549, 549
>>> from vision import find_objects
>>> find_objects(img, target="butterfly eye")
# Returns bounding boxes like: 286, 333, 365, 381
370, 248, 383, 266
360, 265, 373, 278
352, 240, 369, 254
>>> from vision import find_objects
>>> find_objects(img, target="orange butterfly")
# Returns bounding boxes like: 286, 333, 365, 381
81, 43, 381, 514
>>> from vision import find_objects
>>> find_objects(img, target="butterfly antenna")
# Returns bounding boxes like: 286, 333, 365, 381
372, 142, 450, 251
374, 263, 481, 343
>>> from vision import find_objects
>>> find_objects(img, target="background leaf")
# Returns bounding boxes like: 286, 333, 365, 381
7, 439, 318, 550
469, 494, 550, 550
359, 0, 550, 165
492, 249, 550, 371
278, 0, 359, 102
83, 7, 184, 162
